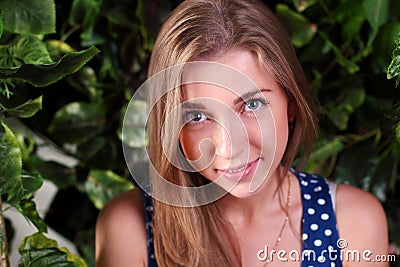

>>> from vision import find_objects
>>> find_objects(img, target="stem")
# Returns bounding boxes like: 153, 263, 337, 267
0, 197, 10, 267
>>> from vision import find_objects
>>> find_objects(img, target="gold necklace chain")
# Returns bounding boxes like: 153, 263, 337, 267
264, 175, 291, 266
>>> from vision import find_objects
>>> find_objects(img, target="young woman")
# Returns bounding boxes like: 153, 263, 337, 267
95, 0, 389, 266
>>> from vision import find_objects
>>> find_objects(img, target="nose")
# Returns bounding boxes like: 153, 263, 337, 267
212, 118, 245, 159
213, 122, 232, 159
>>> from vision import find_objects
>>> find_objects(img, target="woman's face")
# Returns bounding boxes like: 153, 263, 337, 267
179, 49, 291, 198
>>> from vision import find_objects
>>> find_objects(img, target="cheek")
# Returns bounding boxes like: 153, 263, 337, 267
245, 108, 278, 151
179, 130, 201, 160
271, 107, 289, 157
179, 128, 216, 172
246, 106, 288, 160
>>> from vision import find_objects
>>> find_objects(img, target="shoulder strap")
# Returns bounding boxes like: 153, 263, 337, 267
141, 191, 158, 267
296, 171, 343, 267
328, 180, 337, 211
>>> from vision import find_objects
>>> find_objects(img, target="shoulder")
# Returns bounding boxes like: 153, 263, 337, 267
95, 187, 148, 267
335, 183, 387, 231
335, 183, 389, 266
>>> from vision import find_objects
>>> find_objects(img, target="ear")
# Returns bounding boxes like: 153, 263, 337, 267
287, 99, 297, 122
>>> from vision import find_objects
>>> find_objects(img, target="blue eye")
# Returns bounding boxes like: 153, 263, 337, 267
244, 98, 268, 112
184, 111, 207, 124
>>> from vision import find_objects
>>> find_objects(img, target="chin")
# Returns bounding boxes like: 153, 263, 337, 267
221, 180, 266, 199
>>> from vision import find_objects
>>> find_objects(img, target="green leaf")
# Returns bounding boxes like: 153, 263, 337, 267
363, 0, 389, 44
25, 156, 77, 189
85, 170, 134, 209
319, 31, 360, 74
19, 232, 87, 267
335, 140, 379, 190
308, 138, 344, 163
46, 40, 76, 60
16, 200, 47, 233
387, 55, 400, 86
20, 171, 43, 200
291, 0, 316, 12
326, 88, 366, 130
395, 123, 400, 143
0, 96, 42, 118
60, 247, 88, 267
48, 101, 106, 145
76, 136, 107, 162
0, 9, 3, 39
0, 0, 55, 35
0, 46, 100, 87
276, 4, 317, 48
119, 100, 148, 148
0, 37, 52, 67
387, 33, 400, 86
373, 22, 400, 71
0, 121, 24, 204
324, 0, 367, 42
69, 0, 103, 46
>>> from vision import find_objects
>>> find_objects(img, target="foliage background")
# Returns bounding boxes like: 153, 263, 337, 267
0, 0, 399, 266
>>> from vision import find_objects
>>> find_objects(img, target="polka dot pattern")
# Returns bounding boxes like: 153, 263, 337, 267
142, 192, 158, 267
297, 170, 343, 267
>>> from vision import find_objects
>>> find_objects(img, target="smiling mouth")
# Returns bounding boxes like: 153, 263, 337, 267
216, 158, 260, 181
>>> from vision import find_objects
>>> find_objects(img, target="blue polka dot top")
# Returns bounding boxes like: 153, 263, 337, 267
141, 171, 343, 267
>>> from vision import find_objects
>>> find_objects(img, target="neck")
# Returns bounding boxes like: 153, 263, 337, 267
217, 167, 291, 227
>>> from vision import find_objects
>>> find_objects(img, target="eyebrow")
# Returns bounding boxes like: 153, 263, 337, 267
181, 88, 270, 110
181, 101, 206, 110
233, 88, 269, 105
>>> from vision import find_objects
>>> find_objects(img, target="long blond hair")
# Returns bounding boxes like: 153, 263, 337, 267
147, 0, 317, 265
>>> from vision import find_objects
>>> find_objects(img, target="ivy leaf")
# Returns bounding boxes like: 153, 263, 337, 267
16, 200, 47, 233
0, 46, 100, 87
0, 0, 55, 35
387, 33, 400, 86
0, 96, 42, 118
48, 101, 106, 145
0, 121, 24, 204
19, 232, 87, 267
276, 4, 317, 48
85, 170, 134, 209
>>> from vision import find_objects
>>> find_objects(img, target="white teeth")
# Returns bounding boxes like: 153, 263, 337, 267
227, 166, 246, 173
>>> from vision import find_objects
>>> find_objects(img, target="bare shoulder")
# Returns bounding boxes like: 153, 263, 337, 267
95, 187, 148, 267
335, 183, 389, 266
335, 183, 387, 230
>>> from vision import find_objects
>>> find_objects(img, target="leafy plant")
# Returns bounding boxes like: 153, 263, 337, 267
0, 0, 99, 266
277, 0, 400, 252
1, 0, 399, 266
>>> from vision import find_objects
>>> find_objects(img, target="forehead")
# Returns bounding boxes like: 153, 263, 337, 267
181, 82, 241, 101
180, 50, 280, 102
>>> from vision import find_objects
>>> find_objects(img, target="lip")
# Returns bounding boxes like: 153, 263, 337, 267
216, 158, 260, 182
